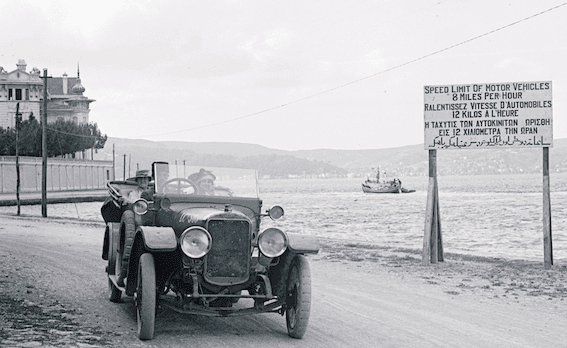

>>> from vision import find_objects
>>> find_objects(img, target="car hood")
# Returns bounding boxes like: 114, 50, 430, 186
172, 206, 250, 231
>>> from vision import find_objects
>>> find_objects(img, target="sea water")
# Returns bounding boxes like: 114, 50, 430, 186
3, 173, 567, 262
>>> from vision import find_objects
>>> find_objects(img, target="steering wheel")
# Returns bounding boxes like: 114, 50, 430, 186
159, 178, 197, 194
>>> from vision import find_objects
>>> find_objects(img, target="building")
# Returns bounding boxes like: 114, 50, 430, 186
0, 59, 42, 128
45, 65, 95, 125
0, 59, 95, 129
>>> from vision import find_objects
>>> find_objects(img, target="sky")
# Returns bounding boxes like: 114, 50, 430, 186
1, 0, 566, 151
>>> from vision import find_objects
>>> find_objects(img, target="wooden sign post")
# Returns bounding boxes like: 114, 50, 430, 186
543, 147, 553, 268
423, 81, 553, 267
422, 149, 443, 265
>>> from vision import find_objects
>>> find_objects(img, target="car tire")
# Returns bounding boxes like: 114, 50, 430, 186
115, 250, 124, 285
108, 278, 122, 303
118, 211, 136, 284
106, 224, 122, 302
106, 225, 117, 276
136, 253, 156, 340
285, 255, 312, 339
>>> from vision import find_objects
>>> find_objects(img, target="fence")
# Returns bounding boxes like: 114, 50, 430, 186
0, 156, 114, 193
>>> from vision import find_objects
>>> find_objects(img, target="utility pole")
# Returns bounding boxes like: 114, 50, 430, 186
41, 69, 50, 217
15, 103, 22, 215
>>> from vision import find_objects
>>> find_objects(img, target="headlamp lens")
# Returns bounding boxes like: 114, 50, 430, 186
180, 227, 212, 258
133, 199, 148, 215
258, 228, 287, 258
268, 205, 285, 220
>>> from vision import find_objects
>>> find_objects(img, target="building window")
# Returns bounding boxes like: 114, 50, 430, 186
15, 89, 22, 100
72, 117, 78, 124
25, 89, 29, 100
8, 89, 12, 100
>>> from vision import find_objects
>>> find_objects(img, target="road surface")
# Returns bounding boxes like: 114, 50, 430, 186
1, 215, 566, 347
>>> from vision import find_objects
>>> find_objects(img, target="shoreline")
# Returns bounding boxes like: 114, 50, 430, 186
1, 211, 566, 262
2, 213, 566, 307
1, 211, 564, 260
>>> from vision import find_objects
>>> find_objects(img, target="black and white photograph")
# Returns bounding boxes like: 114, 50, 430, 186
1, 1, 567, 347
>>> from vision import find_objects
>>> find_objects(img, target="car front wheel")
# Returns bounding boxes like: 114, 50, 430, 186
285, 255, 312, 339
136, 253, 156, 340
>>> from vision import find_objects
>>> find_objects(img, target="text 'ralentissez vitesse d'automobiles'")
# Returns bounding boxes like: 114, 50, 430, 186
101, 162, 319, 340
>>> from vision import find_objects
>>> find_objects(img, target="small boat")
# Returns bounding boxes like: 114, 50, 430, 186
361, 167, 415, 194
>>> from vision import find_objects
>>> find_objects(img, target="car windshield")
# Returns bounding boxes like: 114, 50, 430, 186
153, 162, 259, 198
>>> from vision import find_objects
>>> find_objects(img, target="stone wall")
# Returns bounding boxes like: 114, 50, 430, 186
0, 156, 114, 193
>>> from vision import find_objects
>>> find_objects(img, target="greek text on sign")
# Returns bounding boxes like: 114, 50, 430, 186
424, 81, 552, 149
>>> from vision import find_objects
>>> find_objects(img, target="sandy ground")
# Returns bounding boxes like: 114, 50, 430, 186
319, 239, 567, 303
1, 214, 567, 347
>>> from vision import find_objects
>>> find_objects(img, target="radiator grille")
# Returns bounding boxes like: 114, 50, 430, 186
205, 219, 250, 282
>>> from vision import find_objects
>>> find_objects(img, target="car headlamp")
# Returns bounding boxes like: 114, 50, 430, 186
133, 199, 148, 215
258, 228, 287, 258
267, 205, 285, 220
160, 197, 171, 210
180, 227, 212, 258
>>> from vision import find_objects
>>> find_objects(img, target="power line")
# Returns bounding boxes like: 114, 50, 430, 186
188, 0, 439, 78
189, 0, 382, 77
251, 0, 448, 72
45, 126, 101, 139
144, 2, 566, 138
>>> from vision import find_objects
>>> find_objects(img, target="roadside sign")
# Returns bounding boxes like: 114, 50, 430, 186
424, 81, 552, 149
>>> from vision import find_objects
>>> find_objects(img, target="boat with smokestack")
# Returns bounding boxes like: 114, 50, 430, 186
361, 167, 415, 194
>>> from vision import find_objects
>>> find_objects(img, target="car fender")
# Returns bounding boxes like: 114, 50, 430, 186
137, 226, 177, 252
285, 232, 320, 254
124, 227, 177, 296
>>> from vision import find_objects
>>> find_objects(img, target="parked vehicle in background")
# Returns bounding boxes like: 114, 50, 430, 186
101, 162, 320, 340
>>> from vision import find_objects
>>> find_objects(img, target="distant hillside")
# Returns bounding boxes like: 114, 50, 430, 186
291, 139, 567, 176
96, 137, 567, 177
95, 138, 346, 178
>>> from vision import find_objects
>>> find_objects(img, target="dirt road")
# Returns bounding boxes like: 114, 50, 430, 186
1, 215, 566, 347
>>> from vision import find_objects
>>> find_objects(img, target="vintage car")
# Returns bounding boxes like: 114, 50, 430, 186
101, 162, 320, 340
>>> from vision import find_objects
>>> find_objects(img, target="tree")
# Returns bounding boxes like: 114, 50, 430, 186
0, 118, 107, 157
0, 127, 16, 155
47, 120, 108, 157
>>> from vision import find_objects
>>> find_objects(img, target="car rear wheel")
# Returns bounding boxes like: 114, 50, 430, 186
106, 225, 122, 302
136, 253, 156, 340
118, 211, 136, 284
285, 255, 312, 339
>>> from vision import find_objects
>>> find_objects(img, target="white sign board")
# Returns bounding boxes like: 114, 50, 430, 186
424, 81, 552, 149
